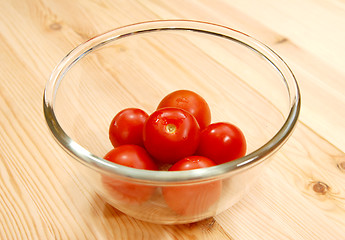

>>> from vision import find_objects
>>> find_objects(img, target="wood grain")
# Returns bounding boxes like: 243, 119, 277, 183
1, 0, 344, 239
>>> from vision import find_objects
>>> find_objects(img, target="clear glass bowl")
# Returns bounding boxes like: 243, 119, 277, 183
43, 20, 300, 224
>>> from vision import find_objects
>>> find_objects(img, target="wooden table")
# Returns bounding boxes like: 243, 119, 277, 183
1, 0, 344, 239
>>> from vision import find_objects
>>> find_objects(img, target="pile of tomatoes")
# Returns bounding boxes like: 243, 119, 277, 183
102, 90, 246, 216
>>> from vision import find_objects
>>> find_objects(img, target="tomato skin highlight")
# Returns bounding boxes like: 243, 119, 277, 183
163, 156, 222, 216
109, 108, 148, 148
143, 107, 200, 163
102, 145, 158, 203
196, 122, 246, 164
157, 90, 211, 129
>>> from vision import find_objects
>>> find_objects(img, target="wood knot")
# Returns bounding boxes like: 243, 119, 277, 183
275, 37, 288, 44
337, 161, 345, 172
184, 217, 215, 231
312, 181, 329, 195
49, 22, 62, 31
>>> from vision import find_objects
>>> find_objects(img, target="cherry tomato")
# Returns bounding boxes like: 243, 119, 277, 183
102, 145, 158, 204
162, 156, 222, 216
157, 90, 211, 129
143, 107, 200, 163
168, 156, 217, 171
196, 122, 246, 164
109, 108, 148, 147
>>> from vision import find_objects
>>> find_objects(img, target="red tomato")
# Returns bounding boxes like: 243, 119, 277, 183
109, 108, 148, 147
157, 90, 211, 129
168, 156, 217, 171
102, 145, 158, 204
163, 156, 222, 216
197, 122, 246, 164
143, 107, 200, 163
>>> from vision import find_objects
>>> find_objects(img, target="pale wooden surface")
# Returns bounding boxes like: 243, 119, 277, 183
1, 0, 345, 239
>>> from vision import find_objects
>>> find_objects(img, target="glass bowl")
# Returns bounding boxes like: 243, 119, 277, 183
43, 20, 300, 224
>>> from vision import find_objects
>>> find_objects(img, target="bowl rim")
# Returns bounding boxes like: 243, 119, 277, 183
43, 20, 301, 183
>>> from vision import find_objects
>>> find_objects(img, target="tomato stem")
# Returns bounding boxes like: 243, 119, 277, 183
166, 124, 176, 134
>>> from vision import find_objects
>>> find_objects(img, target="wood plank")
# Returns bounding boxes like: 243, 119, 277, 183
216, 122, 345, 240
224, 0, 345, 72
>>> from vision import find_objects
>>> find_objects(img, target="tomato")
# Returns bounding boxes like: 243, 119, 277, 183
162, 156, 222, 216
168, 156, 217, 171
109, 108, 148, 147
196, 122, 246, 164
157, 90, 211, 129
143, 107, 200, 163
102, 145, 158, 204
